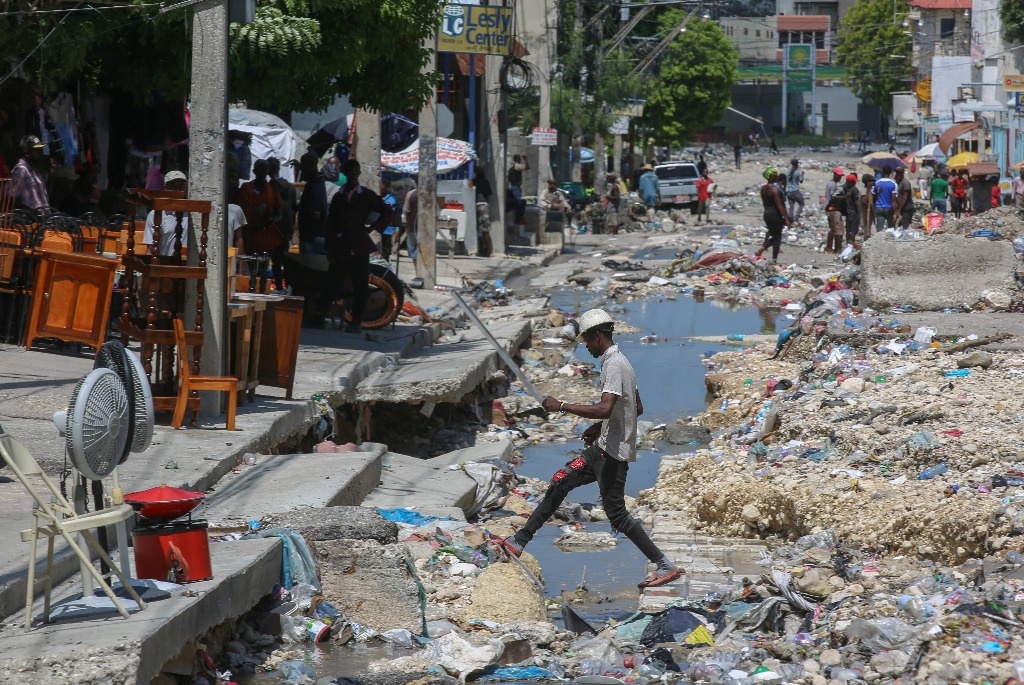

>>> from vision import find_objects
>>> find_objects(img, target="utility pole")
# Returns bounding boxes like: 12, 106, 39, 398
484, 56, 506, 254
187, 0, 228, 409
533, 0, 553, 193
417, 36, 438, 288
570, 4, 583, 183
354, 108, 381, 194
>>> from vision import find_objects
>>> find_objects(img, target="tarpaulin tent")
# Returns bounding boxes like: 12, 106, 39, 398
229, 108, 307, 182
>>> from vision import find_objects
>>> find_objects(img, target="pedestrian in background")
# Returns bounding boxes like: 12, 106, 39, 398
1013, 170, 1024, 209
918, 163, 933, 201
297, 151, 328, 255
769, 134, 779, 155
785, 158, 805, 226
268, 157, 297, 291
859, 174, 875, 241
733, 140, 742, 169
823, 166, 844, 254
841, 173, 860, 246
695, 168, 713, 224
380, 179, 400, 262
500, 309, 683, 590
605, 172, 621, 234
894, 167, 914, 230
321, 159, 393, 334
872, 165, 898, 234
638, 164, 659, 211
755, 166, 791, 262
238, 159, 284, 260
931, 171, 950, 215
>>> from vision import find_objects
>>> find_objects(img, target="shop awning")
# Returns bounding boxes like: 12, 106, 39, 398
966, 162, 1000, 177
938, 121, 978, 155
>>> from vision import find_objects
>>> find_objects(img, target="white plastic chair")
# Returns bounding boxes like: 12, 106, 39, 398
0, 432, 146, 628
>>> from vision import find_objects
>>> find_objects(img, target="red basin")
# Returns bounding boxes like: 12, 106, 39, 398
124, 485, 205, 521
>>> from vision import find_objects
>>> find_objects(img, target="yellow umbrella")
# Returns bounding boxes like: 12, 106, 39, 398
946, 151, 979, 169
1011, 160, 1024, 171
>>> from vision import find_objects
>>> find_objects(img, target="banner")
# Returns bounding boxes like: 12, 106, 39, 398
381, 138, 476, 174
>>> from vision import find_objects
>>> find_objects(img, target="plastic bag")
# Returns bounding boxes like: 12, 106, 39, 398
381, 628, 414, 647
278, 660, 314, 683
477, 666, 558, 681
570, 635, 622, 664
845, 617, 917, 652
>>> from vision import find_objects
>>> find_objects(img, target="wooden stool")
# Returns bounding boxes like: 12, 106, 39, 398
172, 318, 238, 430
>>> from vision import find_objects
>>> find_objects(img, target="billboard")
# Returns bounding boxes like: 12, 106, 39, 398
785, 44, 813, 93
438, 3, 514, 55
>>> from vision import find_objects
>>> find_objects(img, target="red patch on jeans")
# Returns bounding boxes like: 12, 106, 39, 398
551, 469, 569, 483
568, 456, 586, 471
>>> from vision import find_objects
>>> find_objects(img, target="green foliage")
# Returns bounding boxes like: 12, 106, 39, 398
641, 15, 739, 146
231, 7, 320, 59
1000, 0, 1024, 44
835, 0, 912, 114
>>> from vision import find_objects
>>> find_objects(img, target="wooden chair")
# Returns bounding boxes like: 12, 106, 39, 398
77, 212, 109, 254
0, 227, 24, 342
172, 317, 237, 431
30, 215, 83, 253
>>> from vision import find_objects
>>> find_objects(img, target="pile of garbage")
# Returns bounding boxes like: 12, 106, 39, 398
939, 205, 1024, 240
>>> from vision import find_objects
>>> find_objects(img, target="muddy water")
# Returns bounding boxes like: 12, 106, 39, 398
238, 294, 787, 683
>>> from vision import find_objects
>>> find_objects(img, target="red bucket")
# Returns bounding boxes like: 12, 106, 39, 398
133, 520, 213, 583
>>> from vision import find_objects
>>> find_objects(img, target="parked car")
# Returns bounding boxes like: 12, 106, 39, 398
654, 162, 700, 209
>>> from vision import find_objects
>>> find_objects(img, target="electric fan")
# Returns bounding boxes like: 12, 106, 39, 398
94, 340, 154, 458
57, 367, 130, 481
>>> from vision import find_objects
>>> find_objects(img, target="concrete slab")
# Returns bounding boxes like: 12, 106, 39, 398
355, 320, 531, 404
0, 537, 280, 685
861, 233, 1017, 310
200, 444, 386, 529
362, 439, 514, 514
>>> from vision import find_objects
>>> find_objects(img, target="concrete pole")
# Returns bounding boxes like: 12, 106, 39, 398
417, 37, 438, 287
354, 108, 381, 194
188, 0, 228, 413
612, 133, 623, 175
532, 0, 552, 194
485, 56, 506, 254
594, 135, 606, 188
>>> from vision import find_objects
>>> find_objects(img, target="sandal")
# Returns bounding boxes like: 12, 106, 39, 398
638, 567, 682, 589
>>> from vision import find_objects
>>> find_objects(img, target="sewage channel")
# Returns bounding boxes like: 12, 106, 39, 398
238, 293, 789, 684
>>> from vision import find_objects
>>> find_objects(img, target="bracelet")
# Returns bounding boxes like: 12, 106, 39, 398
559, 401, 566, 413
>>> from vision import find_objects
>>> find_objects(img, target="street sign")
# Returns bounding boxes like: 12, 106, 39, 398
1004, 74, 1024, 92
438, 3, 513, 55
531, 127, 558, 146
1016, 92, 1024, 116
916, 78, 932, 103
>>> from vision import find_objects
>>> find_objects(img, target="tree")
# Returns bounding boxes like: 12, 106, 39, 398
1000, 0, 1024, 44
1, 0, 442, 114
641, 14, 738, 146
835, 0, 912, 114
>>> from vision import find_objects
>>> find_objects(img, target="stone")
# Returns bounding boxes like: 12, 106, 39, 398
818, 649, 842, 667
503, 494, 535, 516
983, 289, 1013, 311
840, 378, 866, 393
458, 562, 546, 623
870, 649, 910, 676
665, 423, 713, 445
741, 504, 762, 524
547, 310, 565, 327
957, 351, 993, 369
794, 568, 832, 598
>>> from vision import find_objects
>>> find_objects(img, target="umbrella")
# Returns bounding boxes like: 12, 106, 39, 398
912, 142, 945, 160
306, 114, 354, 156
1011, 160, 1024, 171
861, 151, 905, 170
946, 151, 979, 169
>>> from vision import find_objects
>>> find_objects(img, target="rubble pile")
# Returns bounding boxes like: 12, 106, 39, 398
939, 205, 1024, 239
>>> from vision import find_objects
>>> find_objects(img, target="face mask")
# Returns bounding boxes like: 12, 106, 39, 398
336, 172, 347, 187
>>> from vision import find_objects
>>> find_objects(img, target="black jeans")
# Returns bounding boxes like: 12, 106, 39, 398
514, 444, 664, 563
319, 255, 370, 326
762, 208, 785, 259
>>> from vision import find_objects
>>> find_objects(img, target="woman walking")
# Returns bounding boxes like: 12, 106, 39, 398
755, 167, 792, 262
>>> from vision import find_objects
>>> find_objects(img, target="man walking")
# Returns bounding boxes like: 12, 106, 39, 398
499, 309, 682, 589
785, 158, 805, 226
894, 167, 914, 230
1014, 171, 1024, 209
695, 168, 713, 224
321, 159, 394, 334
824, 167, 844, 253
297, 151, 329, 255
931, 170, 951, 215
872, 165, 898, 233
268, 157, 297, 291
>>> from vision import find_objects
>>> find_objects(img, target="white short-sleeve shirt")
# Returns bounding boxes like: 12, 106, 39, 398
597, 344, 638, 462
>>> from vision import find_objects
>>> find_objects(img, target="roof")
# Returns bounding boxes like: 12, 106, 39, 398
907, 0, 971, 9
777, 15, 830, 30
938, 121, 978, 155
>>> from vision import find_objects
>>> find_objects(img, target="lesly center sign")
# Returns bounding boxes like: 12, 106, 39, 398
438, 3, 513, 55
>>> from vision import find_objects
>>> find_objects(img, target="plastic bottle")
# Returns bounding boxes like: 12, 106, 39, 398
727, 334, 744, 342
898, 594, 934, 620
918, 463, 949, 480
719, 398, 729, 412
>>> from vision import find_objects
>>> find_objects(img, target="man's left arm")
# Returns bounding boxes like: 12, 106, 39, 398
368, 192, 395, 234
635, 389, 643, 417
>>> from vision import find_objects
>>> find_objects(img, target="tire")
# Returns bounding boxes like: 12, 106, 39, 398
344, 262, 404, 329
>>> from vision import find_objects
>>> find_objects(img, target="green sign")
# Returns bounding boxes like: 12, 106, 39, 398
438, 3, 514, 55
785, 44, 814, 93
788, 70, 812, 93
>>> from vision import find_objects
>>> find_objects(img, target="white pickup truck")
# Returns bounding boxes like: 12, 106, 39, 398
655, 162, 700, 209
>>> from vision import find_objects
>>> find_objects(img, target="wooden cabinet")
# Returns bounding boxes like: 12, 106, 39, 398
24, 250, 118, 351
256, 295, 304, 399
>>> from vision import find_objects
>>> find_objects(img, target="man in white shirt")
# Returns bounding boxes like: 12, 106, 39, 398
498, 309, 683, 589
143, 170, 189, 257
